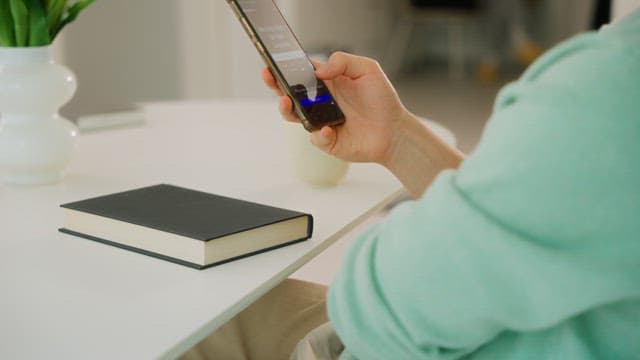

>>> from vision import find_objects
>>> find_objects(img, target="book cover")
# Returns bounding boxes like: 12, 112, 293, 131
59, 184, 313, 269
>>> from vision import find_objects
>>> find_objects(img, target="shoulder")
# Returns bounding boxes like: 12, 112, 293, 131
453, 13, 640, 245
485, 13, 640, 148
494, 9, 638, 111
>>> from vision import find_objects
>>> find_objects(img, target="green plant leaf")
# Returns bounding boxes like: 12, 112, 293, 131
26, 0, 49, 46
0, 0, 16, 46
45, 0, 66, 35
9, 0, 28, 46
52, 0, 93, 38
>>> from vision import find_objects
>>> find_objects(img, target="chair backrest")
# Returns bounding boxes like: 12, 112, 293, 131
410, 0, 479, 10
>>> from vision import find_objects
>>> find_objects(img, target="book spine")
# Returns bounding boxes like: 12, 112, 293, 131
306, 214, 314, 239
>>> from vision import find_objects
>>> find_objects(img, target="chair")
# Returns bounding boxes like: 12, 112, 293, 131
383, 0, 479, 80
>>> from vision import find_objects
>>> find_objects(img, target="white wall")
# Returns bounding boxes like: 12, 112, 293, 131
179, 0, 270, 99
59, 0, 279, 117
279, 0, 395, 59
60, 0, 183, 117
612, 0, 640, 19
177, 1, 231, 99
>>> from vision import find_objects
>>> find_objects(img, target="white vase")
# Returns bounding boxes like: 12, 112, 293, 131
0, 46, 78, 185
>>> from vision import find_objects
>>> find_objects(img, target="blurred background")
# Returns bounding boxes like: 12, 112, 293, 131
55, 0, 637, 153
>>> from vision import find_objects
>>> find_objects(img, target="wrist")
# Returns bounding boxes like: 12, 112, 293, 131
381, 111, 424, 169
381, 112, 465, 197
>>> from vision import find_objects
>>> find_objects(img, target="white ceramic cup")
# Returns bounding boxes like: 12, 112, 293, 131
288, 123, 349, 187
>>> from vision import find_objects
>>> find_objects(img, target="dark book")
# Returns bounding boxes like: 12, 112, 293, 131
59, 184, 313, 270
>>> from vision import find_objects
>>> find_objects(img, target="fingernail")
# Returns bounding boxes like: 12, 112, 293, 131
320, 128, 334, 146
311, 133, 327, 147
315, 64, 329, 76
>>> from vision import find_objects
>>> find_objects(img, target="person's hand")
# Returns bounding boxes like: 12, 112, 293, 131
263, 52, 464, 197
261, 52, 413, 165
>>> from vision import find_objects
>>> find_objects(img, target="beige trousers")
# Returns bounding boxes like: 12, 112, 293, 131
180, 279, 344, 360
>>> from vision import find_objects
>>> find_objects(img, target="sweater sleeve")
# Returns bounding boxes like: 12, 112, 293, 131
327, 25, 640, 360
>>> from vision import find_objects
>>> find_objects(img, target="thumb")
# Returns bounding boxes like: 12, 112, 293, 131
315, 51, 378, 81
310, 126, 337, 154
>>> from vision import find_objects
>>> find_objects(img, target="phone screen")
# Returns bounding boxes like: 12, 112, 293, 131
235, 0, 344, 130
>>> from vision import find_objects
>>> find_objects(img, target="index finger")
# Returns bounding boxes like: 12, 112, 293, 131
261, 67, 285, 96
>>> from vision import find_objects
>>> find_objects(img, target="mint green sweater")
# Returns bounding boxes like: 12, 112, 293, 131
328, 10, 640, 360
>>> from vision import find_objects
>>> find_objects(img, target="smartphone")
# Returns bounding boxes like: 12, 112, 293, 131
226, 0, 345, 132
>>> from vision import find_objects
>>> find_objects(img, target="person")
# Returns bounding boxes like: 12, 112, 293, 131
182, 8, 640, 360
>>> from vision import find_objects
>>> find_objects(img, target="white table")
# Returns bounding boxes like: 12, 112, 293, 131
0, 100, 408, 359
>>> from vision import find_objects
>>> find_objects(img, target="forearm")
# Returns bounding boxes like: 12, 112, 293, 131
382, 112, 465, 197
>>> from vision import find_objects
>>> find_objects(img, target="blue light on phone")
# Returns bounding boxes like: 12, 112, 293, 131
300, 93, 332, 107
